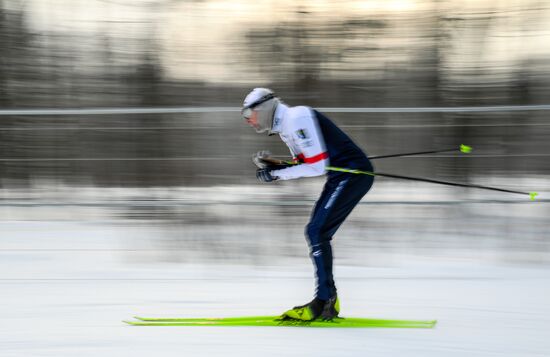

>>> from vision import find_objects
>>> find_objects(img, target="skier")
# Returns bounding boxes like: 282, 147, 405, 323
242, 88, 374, 321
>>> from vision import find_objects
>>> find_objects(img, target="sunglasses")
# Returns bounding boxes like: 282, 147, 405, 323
242, 107, 253, 120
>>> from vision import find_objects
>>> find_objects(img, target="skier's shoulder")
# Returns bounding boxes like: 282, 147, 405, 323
283, 105, 316, 130
286, 105, 313, 117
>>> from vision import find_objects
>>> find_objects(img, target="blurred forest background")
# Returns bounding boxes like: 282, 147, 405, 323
1, 0, 549, 188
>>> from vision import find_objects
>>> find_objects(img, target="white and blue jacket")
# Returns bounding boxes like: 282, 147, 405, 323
270, 104, 372, 181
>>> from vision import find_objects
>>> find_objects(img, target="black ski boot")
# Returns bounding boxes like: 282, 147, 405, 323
320, 295, 340, 321
281, 296, 340, 321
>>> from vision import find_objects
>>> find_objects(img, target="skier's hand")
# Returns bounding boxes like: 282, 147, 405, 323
256, 168, 277, 183
252, 150, 273, 169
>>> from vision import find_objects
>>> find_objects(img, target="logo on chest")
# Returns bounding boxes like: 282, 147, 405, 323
295, 128, 309, 140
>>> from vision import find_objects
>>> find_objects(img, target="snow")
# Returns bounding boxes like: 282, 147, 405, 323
1, 182, 549, 356
1, 219, 550, 357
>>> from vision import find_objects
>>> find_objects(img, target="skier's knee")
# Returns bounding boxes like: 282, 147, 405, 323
305, 223, 331, 246
305, 223, 321, 246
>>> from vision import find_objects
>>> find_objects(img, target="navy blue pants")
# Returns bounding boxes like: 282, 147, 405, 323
305, 173, 374, 300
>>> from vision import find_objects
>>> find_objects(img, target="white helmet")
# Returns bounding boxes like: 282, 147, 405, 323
242, 88, 281, 134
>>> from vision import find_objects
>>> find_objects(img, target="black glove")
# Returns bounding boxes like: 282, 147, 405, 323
256, 168, 277, 183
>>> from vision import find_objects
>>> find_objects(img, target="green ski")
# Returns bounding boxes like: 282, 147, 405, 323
125, 316, 436, 328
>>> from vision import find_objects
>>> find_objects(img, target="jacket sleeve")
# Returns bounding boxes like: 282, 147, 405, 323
271, 112, 328, 180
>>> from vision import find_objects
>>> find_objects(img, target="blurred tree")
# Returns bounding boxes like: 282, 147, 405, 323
0, 3, 37, 186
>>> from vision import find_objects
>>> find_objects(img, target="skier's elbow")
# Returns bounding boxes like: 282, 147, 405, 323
308, 160, 328, 176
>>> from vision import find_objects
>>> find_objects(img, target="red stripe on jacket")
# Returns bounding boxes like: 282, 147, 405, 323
301, 152, 328, 164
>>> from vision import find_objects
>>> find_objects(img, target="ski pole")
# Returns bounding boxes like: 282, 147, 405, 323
259, 156, 537, 200
368, 144, 472, 160
270, 144, 472, 164
259, 147, 537, 200
325, 166, 538, 201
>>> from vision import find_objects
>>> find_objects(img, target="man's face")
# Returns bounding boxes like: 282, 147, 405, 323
243, 109, 260, 131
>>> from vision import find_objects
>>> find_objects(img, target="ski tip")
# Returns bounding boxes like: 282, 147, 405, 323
529, 192, 538, 201
123, 320, 138, 325
460, 144, 472, 153
133, 316, 146, 321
